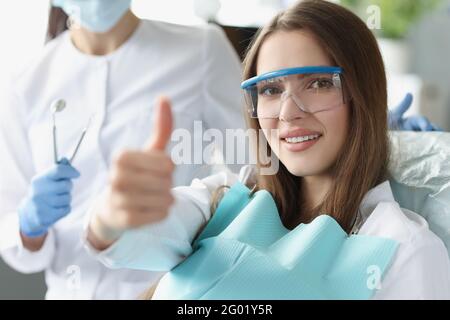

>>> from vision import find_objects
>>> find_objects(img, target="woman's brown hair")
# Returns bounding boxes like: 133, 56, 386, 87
241, 0, 389, 233
46, 6, 69, 42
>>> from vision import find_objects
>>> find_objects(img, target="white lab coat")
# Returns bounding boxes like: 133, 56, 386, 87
85, 166, 450, 299
0, 20, 245, 299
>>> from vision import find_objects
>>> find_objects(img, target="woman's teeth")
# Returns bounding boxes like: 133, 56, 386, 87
284, 134, 321, 144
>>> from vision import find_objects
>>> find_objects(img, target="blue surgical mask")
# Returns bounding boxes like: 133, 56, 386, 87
53, 0, 132, 33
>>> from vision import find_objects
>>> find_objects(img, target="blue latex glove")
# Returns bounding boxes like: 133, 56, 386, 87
19, 158, 80, 238
388, 93, 443, 131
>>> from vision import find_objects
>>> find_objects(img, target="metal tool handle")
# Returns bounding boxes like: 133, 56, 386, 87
69, 117, 92, 163
52, 116, 59, 164
69, 129, 87, 163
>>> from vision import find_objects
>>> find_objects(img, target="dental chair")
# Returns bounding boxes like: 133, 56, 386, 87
389, 132, 450, 257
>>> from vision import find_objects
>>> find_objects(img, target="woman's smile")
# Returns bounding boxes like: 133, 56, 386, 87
279, 127, 323, 152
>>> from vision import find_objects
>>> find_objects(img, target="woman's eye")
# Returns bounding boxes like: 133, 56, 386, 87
309, 79, 334, 90
258, 86, 282, 96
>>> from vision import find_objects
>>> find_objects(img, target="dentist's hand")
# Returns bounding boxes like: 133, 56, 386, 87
88, 97, 175, 250
388, 93, 443, 131
19, 158, 80, 239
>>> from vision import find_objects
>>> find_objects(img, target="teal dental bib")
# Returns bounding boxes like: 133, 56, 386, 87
154, 183, 399, 300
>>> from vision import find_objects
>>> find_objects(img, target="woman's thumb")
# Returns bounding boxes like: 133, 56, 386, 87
146, 96, 173, 152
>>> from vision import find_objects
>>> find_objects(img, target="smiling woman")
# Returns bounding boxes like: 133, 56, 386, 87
242, 2, 389, 231
84, 0, 450, 300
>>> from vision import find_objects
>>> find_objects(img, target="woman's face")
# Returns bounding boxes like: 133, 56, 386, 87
256, 30, 349, 177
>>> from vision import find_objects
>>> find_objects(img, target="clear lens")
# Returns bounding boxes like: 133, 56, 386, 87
244, 73, 344, 119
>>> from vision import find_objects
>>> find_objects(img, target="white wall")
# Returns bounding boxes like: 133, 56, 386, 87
132, 0, 203, 25
0, 0, 49, 88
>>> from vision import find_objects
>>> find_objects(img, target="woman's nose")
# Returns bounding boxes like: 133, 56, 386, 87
278, 94, 309, 122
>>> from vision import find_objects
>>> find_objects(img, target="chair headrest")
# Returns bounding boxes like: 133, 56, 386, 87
389, 132, 450, 256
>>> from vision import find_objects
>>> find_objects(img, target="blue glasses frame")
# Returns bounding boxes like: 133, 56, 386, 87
241, 66, 343, 89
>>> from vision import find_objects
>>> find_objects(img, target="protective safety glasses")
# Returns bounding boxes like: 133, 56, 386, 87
241, 66, 344, 119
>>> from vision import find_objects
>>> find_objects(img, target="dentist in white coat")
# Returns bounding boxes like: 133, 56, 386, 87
0, 0, 244, 299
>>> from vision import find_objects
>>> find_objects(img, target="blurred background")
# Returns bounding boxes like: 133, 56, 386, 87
1, 0, 449, 299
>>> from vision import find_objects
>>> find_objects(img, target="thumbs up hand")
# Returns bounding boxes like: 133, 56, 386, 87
88, 97, 175, 249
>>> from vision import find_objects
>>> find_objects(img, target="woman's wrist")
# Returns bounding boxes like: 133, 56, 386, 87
20, 232, 47, 252
87, 210, 124, 251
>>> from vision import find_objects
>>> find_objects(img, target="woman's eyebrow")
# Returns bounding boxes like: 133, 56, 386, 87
298, 73, 332, 80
